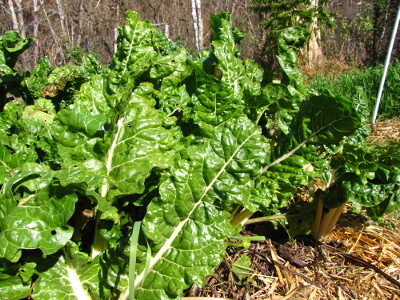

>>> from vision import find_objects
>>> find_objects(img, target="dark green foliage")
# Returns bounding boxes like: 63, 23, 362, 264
0, 11, 396, 300
308, 61, 400, 118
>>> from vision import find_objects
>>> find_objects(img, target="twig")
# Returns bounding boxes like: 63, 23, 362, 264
340, 253, 400, 290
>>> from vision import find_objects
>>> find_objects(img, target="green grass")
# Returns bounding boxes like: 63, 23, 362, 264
307, 60, 400, 119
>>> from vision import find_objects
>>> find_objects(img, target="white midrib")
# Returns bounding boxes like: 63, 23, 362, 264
92, 117, 125, 259
99, 21, 136, 197
0, 159, 7, 168
261, 135, 310, 174
261, 115, 351, 174
100, 117, 124, 197
120, 129, 259, 298
63, 248, 91, 300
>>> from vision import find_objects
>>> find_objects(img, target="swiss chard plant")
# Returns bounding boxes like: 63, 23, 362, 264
0, 11, 398, 300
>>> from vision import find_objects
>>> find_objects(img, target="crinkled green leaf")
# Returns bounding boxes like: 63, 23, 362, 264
0, 185, 76, 261
79, 53, 105, 80
189, 83, 247, 137
276, 27, 308, 97
48, 13, 178, 206
22, 98, 56, 124
0, 97, 57, 173
4, 163, 52, 193
0, 100, 25, 133
370, 141, 400, 167
184, 13, 266, 138
0, 31, 33, 106
210, 13, 245, 92
74, 74, 110, 114
57, 107, 107, 138
0, 260, 35, 300
257, 91, 361, 215
0, 31, 33, 73
103, 104, 176, 199
332, 165, 400, 220
247, 83, 302, 132
331, 144, 378, 183
108, 11, 157, 90
30, 242, 100, 299
46, 65, 80, 88
117, 117, 269, 299
257, 154, 315, 213
0, 144, 17, 184
242, 59, 263, 97
20, 56, 53, 100
273, 91, 361, 161
0, 274, 31, 300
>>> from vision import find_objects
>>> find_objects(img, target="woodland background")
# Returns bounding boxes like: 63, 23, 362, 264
1, 0, 399, 73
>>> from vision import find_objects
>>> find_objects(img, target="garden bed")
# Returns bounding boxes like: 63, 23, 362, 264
191, 119, 400, 299
190, 210, 400, 299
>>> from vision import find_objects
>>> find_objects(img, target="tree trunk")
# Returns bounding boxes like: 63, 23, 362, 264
195, 0, 203, 50
76, 0, 85, 47
55, 0, 69, 42
191, 0, 203, 51
114, 3, 120, 53
32, 0, 43, 63
43, 5, 66, 65
14, 0, 26, 37
7, 0, 18, 31
307, 0, 325, 66
7, 0, 25, 37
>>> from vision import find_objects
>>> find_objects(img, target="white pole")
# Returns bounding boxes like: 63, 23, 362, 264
372, 3, 400, 124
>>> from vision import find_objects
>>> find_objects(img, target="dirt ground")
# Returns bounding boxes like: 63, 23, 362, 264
186, 118, 400, 300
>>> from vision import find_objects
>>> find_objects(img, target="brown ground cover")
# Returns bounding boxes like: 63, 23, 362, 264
370, 118, 400, 143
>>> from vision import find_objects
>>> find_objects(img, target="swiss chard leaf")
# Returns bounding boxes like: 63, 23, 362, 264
256, 91, 361, 215
30, 242, 99, 300
0, 184, 76, 261
0, 31, 33, 74
0, 11, 380, 300
119, 117, 269, 299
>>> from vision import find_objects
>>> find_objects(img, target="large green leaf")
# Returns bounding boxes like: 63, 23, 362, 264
0, 259, 34, 300
0, 31, 33, 74
116, 117, 269, 299
256, 91, 361, 214
182, 13, 262, 138
0, 185, 76, 261
271, 91, 361, 163
210, 13, 245, 92
0, 100, 47, 181
276, 27, 308, 97
30, 242, 100, 300
20, 56, 53, 101
328, 144, 400, 218
49, 23, 181, 194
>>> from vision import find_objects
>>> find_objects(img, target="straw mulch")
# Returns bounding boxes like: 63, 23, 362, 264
187, 217, 400, 299
369, 117, 400, 143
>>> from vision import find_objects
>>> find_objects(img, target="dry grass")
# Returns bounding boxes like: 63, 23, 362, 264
370, 118, 400, 143
298, 58, 359, 84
